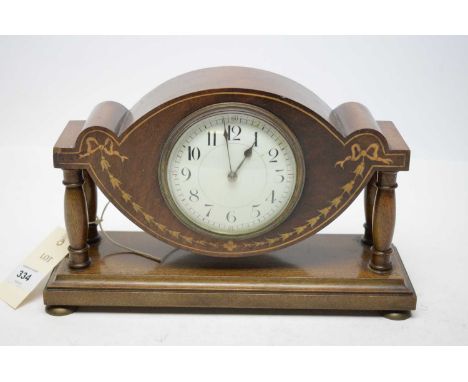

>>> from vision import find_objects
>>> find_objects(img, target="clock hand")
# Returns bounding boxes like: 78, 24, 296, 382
232, 141, 255, 178
223, 121, 235, 179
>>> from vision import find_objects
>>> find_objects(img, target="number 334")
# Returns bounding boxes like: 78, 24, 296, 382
16, 270, 32, 281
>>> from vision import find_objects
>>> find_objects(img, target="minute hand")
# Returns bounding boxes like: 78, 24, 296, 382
232, 142, 255, 177
223, 123, 234, 174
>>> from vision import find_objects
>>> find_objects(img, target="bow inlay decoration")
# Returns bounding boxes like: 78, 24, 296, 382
84, 136, 393, 252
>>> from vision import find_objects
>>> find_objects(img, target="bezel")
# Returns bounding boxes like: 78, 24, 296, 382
158, 102, 306, 240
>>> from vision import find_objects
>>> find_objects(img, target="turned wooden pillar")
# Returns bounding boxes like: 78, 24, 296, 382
362, 172, 378, 246
63, 169, 90, 269
83, 170, 100, 244
370, 171, 397, 273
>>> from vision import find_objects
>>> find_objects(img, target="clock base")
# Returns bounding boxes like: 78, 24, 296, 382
43, 232, 416, 316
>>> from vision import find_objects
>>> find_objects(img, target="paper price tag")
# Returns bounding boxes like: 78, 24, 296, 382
0, 227, 69, 309
6, 265, 41, 292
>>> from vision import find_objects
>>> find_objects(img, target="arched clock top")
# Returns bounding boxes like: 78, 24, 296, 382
53, 66, 409, 257
120, 66, 333, 134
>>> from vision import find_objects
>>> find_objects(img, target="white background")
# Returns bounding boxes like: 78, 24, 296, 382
0, 35, 467, 345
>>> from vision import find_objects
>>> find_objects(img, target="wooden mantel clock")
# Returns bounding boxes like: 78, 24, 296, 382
44, 66, 416, 319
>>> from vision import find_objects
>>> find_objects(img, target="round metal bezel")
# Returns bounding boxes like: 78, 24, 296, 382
158, 102, 305, 240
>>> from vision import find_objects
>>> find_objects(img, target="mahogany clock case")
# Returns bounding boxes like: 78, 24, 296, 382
46, 66, 415, 317
53, 66, 409, 258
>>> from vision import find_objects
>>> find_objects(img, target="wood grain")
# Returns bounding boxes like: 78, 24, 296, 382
370, 172, 398, 272
62, 169, 90, 268
52, 67, 410, 257
44, 232, 416, 312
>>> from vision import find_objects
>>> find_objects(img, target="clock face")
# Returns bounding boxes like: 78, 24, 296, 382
160, 103, 305, 238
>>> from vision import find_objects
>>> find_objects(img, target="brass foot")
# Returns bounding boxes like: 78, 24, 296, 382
45, 306, 77, 316
383, 311, 411, 320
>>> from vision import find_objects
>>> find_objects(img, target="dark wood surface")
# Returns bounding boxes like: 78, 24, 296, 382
62, 169, 90, 268
362, 172, 377, 246
43, 232, 416, 312
370, 172, 398, 272
52, 67, 410, 257
83, 170, 100, 244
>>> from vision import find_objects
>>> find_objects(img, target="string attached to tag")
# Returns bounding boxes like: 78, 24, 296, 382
91, 201, 177, 264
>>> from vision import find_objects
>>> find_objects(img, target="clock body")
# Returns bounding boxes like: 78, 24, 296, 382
53, 66, 410, 257
160, 102, 305, 239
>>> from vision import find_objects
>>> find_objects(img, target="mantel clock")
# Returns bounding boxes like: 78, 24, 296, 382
44, 67, 416, 319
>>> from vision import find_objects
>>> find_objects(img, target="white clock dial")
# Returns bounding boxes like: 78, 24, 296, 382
162, 103, 304, 237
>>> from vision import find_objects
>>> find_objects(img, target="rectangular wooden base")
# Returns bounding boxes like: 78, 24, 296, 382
43, 232, 416, 314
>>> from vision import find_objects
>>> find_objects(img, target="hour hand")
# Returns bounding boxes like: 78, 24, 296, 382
232, 142, 255, 178
243, 144, 254, 159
